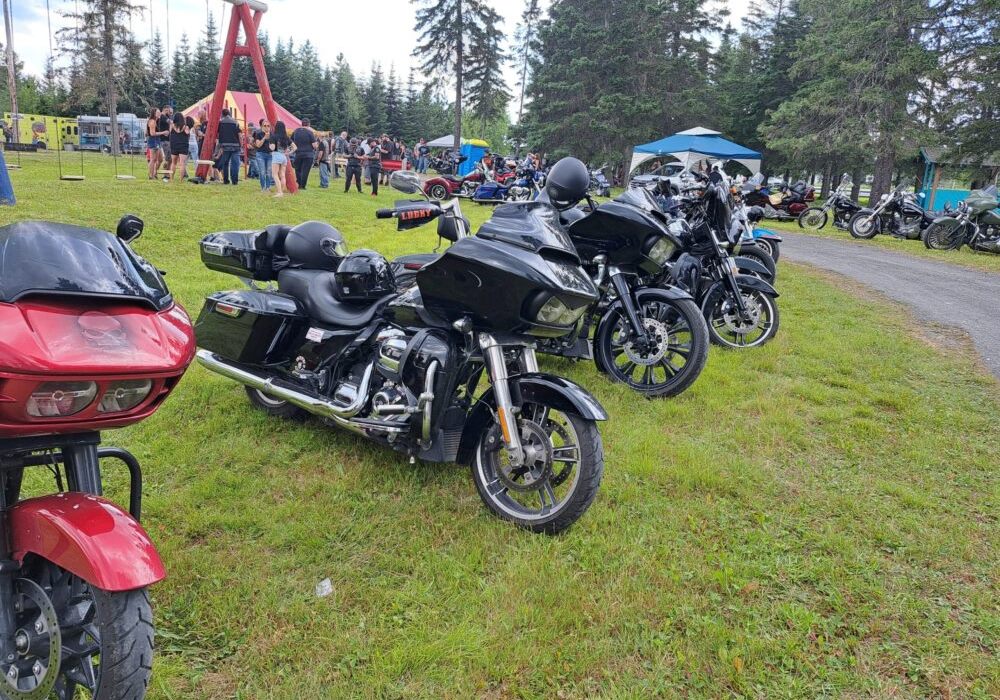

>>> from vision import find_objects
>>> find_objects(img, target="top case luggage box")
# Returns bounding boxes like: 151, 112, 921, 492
201, 230, 283, 281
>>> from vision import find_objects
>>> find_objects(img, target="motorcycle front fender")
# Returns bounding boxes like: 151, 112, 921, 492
702, 275, 779, 313
733, 256, 773, 279
752, 228, 782, 241
456, 372, 608, 465
9, 492, 165, 591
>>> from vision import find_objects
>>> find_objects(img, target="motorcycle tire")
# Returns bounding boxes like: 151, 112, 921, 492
736, 245, 777, 279
798, 207, 828, 230
7, 561, 154, 700
702, 285, 780, 349
848, 211, 880, 239
472, 406, 603, 535
922, 219, 966, 250
245, 386, 305, 419
758, 239, 780, 262
428, 183, 448, 200
593, 293, 709, 398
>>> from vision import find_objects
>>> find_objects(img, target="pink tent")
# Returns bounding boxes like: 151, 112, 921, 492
183, 91, 302, 131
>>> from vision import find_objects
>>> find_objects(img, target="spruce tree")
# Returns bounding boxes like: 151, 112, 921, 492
364, 62, 388, 135
147, 30, 170, 108
411, 0, 500, 151
385, 65, 403, 137
464, 7, 509, 137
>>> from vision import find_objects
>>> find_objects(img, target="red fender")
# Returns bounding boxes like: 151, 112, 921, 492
9, 493, 165, 591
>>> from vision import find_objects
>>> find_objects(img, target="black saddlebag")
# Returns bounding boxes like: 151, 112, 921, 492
195, 290, 305, 365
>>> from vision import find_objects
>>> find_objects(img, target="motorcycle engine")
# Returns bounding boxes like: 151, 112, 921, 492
509, 185, 529, 200
367, 329, 453, 418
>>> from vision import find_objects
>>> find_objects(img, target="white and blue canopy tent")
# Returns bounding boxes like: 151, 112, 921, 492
628, 127, 762, 176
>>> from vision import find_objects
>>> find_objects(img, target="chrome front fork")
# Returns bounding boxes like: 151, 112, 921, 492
479, 332, 527, 465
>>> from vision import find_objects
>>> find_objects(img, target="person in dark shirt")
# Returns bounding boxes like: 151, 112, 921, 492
216, 109, 242, 185
708, 164, 724, 185
253, 119, 272, 191
269, 121, 292, 197
156, 106, 172, 172
378, 135, 392, 185
416, 138, 430, 173
344, 138, 363, 193
316, 135, 331, 189
289, 118, 318, 189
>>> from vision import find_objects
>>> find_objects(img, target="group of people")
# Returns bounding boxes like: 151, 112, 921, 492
144, 105, 449, 198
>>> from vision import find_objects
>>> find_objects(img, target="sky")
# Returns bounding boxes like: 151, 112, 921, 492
10, 0, 753, 114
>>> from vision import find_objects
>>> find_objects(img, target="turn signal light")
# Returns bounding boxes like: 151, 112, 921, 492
26, 382, 98, 417
98, 380, 153, 413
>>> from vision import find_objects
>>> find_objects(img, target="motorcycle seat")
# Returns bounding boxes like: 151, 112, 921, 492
393, 253, 439, 269
441, 175, 465, 183
277, 269, 391, 328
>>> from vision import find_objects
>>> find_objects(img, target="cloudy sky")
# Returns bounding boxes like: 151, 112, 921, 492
11, 0, 752, 106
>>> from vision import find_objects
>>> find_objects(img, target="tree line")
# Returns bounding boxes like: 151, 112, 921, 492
3, 0, 997, 200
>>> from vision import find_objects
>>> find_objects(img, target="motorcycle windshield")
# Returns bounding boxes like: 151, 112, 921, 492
476, 202, 580, 260
0, 221, 171, 310
614, 187, 661, 214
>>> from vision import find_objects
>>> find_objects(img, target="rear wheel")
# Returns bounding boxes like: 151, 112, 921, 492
472, 405, 603, 534
428, 183, 448, 200
922, 219, 965, 250
0, 560, 154, 700
245, 386, 304, 419
703, 286, 779, 348
798, 207, 828, 230
594, 294, 709, 398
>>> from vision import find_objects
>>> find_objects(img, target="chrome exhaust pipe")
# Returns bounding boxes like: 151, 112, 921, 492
196, 349, 373, 421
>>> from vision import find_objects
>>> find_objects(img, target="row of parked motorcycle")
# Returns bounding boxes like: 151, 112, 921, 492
793, 174, 1000, 254
0, 157, 785, 697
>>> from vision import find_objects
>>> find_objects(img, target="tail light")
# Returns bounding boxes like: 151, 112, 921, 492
26, 382, 98, 417
98, 380, 153, 413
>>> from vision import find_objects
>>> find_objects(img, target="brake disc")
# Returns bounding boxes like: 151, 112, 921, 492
721, 294, 762, 333
624, 318, 671, 366
496, 420, 554, 492
0, 578, 62, 700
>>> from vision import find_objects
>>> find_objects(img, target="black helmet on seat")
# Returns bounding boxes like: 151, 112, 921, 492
746, 206, 765, 223
334, 249, 396, 301
284, 220, 348, 270
543, 157, 590, 208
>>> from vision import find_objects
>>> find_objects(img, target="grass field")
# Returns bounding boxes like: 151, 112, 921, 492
2, 153, 999, 698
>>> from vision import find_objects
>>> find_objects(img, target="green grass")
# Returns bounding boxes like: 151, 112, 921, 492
766, 213, 1000, 273
3, 153, 999, 698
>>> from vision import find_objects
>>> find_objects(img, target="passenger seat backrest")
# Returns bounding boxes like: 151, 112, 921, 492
263, 224, 292, 255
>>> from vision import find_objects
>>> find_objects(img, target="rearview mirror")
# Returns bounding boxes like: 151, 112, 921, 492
390, 171, 423, 195
116, 214, 144, 243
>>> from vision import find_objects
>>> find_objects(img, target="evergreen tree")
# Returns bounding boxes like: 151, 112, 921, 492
385, 65, 403, 136
190, 12, 221, 100
170, 34, 193, 107
364, 62, 387, 134
58, 0, 145, 154
402, 67, 422, 141
512, 0, 542, 125
331, 54, 364, 134
464, 6, 510, 136
147, 30, 170, 108
411, 0, 500, 151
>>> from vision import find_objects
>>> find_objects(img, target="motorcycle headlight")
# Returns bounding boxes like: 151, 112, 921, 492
98, 379, 153, 413
26, 381, 98, 417
645, 236, 676, 266
533, 295, 587, 327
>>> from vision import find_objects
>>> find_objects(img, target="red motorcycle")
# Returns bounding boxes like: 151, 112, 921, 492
0, 216, 194, 698
423, 159, 515, 200
741, 177, 815, 221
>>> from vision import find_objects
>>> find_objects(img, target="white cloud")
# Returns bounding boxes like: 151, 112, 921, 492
13, 0, 754, 116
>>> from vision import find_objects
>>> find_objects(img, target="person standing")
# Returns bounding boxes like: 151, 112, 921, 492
333, 130, 348, 179
317, 134, 331, 189
379, 135, 392, 185
216, 108, 242, 185
253, 120, 272, 192
157, 106, 173, 175
290, 119, 318, 189
270, 121, 292, 198
186, 115, 199, 179
146, 108, 162, 180
416, 138, 430, 173
366, 138, 382, 197
167, 112, 190, 183
344, 138, 363, 193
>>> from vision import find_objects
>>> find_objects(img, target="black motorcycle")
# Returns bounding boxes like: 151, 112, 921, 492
849, 183, 936, 240
666, 184, 781, 348
194, 172, 607, 534
395, 159, 711, 399
589, 165, 611, 198
922, 185, 1000, 254
798, 174, 863, 230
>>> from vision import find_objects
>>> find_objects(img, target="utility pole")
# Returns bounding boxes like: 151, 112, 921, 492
2, 0, 19, 144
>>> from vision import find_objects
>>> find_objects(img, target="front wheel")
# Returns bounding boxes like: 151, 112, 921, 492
1, 560, 154, 700
922, 218, 965, 250
848, 211, 880, 239
736, 245, 777, 280
472, 405, 603, 534
798, 207, 828, 230
703, 285, 780, 348
594, 293, 709, 398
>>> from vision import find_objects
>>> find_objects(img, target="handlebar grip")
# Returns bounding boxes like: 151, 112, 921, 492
375, 208, 395, 219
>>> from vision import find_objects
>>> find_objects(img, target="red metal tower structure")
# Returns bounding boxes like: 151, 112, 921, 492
196, 0, 294, 190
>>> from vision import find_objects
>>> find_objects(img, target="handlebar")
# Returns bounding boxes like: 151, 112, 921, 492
375, 208, 395, 219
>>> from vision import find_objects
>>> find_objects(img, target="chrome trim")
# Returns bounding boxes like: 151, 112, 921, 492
521, 347, 540, 374
421, 360, 438, 444
479, 333, 524, 464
